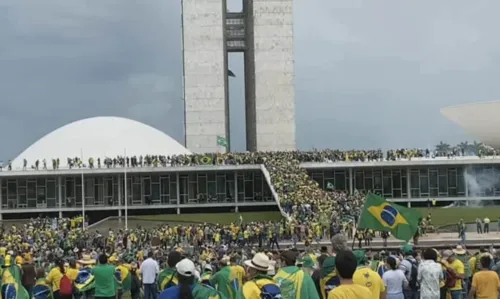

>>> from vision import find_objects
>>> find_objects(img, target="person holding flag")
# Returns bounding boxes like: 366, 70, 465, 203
273, 250, 319, 299
209, 256, 237, 298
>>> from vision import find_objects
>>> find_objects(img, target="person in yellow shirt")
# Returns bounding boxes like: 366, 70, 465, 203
468, 254, 500, 299
239, 253, 280, 299
441, 250, 465, 299
328, 250, 372, 299
352, 251, 386, 299
230, 255, 245, 290
46, 258, 70, 298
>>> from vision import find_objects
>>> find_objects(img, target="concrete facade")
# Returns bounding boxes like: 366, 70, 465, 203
182, 0, 229, 153
182, 0, 295, 153
244, 0, 295, 152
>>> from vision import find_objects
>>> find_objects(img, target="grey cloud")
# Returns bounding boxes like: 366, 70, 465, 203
1, 0, 500, 160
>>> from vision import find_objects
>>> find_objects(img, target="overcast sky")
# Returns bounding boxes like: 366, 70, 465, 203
1, 0, 499, 159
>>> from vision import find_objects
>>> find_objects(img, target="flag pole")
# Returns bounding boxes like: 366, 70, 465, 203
80, 148, 85, 230
124, 148, 128, 230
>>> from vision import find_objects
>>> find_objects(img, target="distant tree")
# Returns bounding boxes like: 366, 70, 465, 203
471, 140, 483, 154
435, 141, 451, 153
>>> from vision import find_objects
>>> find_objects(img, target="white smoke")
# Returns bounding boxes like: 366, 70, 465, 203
463, 167, 500, 206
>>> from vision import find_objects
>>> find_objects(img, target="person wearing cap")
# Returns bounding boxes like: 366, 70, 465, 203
328, 250, 372, 299
239, 252, 281, 299
441, 250, 465, 299
209, 256, 237, 299
200, 264, 213, 285
468, 254, 500, 299
352, 250, 385, 299
158, 258, 223, 299
453, 245, 471, 293
273, 250, 319, 299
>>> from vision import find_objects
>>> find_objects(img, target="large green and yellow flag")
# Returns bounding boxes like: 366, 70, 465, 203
358, 193, 421, 241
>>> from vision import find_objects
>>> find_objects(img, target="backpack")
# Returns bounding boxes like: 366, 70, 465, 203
260, 283, 282, 299
405, 259, 419, 290
59, 275, 73, 296
443, 266, 457, 289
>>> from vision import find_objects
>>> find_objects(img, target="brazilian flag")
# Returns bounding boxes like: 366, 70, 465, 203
157, 268, 177, 291
33, 279, 52, 299
358, 193, 421, 241
1, 264, 29, 299
74, 269, 95, 293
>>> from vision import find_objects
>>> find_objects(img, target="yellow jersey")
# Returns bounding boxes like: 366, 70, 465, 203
328, 284, 372, 299
353, 267, 385, 299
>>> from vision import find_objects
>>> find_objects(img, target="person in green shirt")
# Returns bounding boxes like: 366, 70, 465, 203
209, 257, 237, 299
274, 250, 320, 299
92, 254, 117, 299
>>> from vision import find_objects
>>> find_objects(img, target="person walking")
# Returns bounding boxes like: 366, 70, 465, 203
141, 251, 160, 299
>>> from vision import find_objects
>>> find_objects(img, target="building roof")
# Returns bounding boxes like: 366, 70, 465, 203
441, 101, 500, 148
11, 116, 191, 170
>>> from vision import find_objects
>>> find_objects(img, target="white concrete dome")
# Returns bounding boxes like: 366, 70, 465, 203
441, 101, 500, 148
12, 116, 190, 169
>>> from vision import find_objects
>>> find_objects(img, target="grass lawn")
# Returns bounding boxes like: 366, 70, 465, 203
135, 211, 282, 225
416, 207, 500, 227
134, 207, 499, 227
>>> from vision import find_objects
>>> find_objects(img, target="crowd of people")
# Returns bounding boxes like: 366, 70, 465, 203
2, 217, 499, 299
2, 140, 500, 172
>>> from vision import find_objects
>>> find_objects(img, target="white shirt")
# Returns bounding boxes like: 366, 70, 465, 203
383, 269, 407, 295
418, 260, 443, 299
140, 257, 159, 284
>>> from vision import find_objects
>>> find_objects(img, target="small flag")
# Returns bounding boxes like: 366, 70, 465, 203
217, 136, 228, 148
228, 69, 236, 77
326, 182, 334, 190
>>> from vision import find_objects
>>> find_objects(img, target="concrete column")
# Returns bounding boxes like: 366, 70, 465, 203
348, 168, 353, 194
406, 168, 411, 207
58, 177, 62, 218
177, 208, 180, 214
118, 175, 122, 221
234, 171, 238, 212
176, 173, 181, 206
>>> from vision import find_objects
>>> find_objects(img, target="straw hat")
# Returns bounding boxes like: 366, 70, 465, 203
244, 253, 273, 272
78, 254, 96, 265
453, 245, 466, 255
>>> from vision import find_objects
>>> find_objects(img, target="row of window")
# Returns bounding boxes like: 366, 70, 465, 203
0, 172, 272, 209
309, 166, 500, 198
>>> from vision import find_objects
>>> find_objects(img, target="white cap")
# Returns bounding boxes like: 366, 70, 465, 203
176, 259, 196, 277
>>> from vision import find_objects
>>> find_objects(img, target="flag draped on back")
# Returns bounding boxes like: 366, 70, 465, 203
157, 268, 177, 291
1, 264, 29, 299
358, 193, 421, 241
74, 269, 95, 293
33, 278, 52, 299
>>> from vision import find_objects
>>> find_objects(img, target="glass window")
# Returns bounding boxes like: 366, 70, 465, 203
85, 178, 94, 197
410, 171, 419, 190
392, 170, 401, 189
364, 176, 373, 192
198, 175, 207, 194
448, 169, 457, 188
151, 184, 160, 203
29, 181, 39, 199
244, 181, 253, 200
169, 182, 177, 200
132, 184, 141, 204
143, 178, 151, 196
373, 170, 382, 190
7, 181, 16, 199
160, 177, 169, 196
335, 172, 346, 191
429, 171, 438, 188
457, 171, 465, 195
324, 171, 334, 179
393, 189, 402, 198
439, 176, 447, 194
383, 176, 392, 197
355, 171, 364, 191
363, 169, 372, 177
208, 182, 216, 199
430, 188, 438, 197
47, 181, 56, 199
254, 175, 263, 194
216, 175, 226, 194
420, 176, 429, 195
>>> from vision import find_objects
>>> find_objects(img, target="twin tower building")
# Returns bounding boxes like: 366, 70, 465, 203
182, 0, 295, 153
